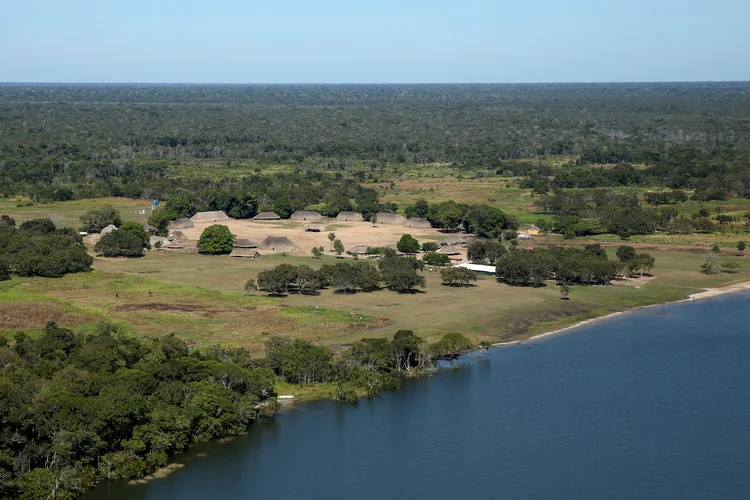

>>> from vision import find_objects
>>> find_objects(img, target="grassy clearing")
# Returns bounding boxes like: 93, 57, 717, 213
90, 248, 750, 347
0, 197, 153, 228
0, 270, 389, 354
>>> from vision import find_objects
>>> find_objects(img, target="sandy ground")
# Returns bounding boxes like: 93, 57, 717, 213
179, 219, 451, 257
492, 280, 750, 347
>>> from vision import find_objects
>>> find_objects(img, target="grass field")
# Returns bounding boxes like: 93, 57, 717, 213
83, 248, 750, 346
0, 197, 153, 228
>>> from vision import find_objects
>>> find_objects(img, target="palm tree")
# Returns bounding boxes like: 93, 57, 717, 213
328, 232, 336, 251
560, 282, 570, 300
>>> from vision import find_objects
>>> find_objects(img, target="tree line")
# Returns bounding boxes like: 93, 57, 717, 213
0, 323, 276, 499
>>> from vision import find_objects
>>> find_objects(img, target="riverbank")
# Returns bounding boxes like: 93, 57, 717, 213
494, 280, 750, 347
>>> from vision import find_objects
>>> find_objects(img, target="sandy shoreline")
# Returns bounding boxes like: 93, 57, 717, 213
492, 280, 750, 347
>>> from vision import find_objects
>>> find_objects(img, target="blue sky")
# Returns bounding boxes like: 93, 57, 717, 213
1, 0, 748, 83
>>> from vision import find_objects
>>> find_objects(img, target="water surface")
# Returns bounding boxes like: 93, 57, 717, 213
88, 292, 750, 500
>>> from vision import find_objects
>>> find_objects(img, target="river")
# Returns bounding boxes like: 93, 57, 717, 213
86, 291, 750, 500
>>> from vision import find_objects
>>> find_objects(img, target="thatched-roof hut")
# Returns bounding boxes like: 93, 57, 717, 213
347, 245, 369, 255
149, 236, 170, 248
259, 236, 297, 251
305, 222, 325, 232
169, 230, 188, 242
437, 246, 462, 255
336, 211, 364, 222
253, 212, 281, 221
191, 211, 230, 223
233, 238, 257, 248
168, 218, 194, 230
230, 248, 261, 259
290, 210, 323, 221
166, 241, 184, 249
100, 224, 117, 235
404, 217, 432, 229
374, 212, 406, 225
438, 236, 469, 247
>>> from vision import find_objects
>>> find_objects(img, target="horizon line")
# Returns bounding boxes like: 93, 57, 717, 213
1, 80, 749, 86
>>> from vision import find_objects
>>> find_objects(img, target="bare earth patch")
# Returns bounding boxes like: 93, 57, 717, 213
0, 302, 90, 330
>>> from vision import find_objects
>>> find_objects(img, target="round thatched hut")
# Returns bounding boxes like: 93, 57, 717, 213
259, 236, 297, 251
253, 212, 281, 221
230, 248, 261, 259
168, 218, 194, 231
290, 210, 323, 221
336, 211, 364, 222
190, 211, 230, 223
404, 217, 432, 229
233, 238, 257, 248
100, 224, 117, 235
374, 212, 406, 225
168, 230, 189, 242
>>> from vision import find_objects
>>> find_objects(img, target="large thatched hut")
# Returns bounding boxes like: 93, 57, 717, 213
259, 236, 297, 251
191, 211, 230, 223
253, 211, 281, 221
149, 236, 170, 248
290, 210, 323, 221
336, 211, 364, 222
404, 217, 432, 229
230, 248, 261, 259
168, 230, 188, 242
168, 218, 194, 231
347, 245, 369, 255
374, 212, 406, 225
305, 222, 325, 232
233, 238, 257, 248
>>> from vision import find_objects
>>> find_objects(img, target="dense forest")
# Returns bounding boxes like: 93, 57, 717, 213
0, 321, 474, 499
2, 83, 750, 201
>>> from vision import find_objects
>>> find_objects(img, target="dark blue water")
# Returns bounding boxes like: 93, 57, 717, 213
88, 292, 750, 500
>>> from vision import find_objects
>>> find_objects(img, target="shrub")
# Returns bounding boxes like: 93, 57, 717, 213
197, 224, 235, 254
94, 230, 145, 257
80, 206, 122, 233
423, 252, 450, 266
118, 221, 150, 248
396, 234, 420, 254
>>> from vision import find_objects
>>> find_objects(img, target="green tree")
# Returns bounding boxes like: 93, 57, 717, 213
379, 256, 425, 292
244, 279, 257, 294
147, 209, 172, 236
311, 246, 324, 259
701, 254, 718, 274
440, 267, 477, 286
405, 199, 429, 218
118, 221, 150, 249
438, 332, 473, 359
423, 252, 450, 266
80, 205, 122, 233
327, 232, 336, 250
737, 241, 746, 256
560, 282, 570, 300
721, 261, 741, 273
94, 230, 145, 257
0, 258, 10, 281
711, 243, 721, 254
421, 241, 439, 252
333, 239, 345, 257
197, 224, 235, 254
616, 245, 637, 262
396, 234, 420, 254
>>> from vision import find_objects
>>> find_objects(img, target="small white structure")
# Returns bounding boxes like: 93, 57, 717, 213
455, 263, 496, 274
518, 233, 532, 240
100, 224, 117, 235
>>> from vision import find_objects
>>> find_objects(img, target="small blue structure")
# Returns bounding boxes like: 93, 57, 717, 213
152, 200, 160, 208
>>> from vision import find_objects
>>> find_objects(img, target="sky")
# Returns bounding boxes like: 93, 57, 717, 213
1, 0, 748, 83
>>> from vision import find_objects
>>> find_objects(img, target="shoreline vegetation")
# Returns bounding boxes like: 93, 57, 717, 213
493, 279, 750, 347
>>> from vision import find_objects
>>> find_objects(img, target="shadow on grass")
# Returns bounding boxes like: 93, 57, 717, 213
440, 283, 478, 288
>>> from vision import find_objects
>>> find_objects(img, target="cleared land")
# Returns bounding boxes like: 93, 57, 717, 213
3, 195, 750, 353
